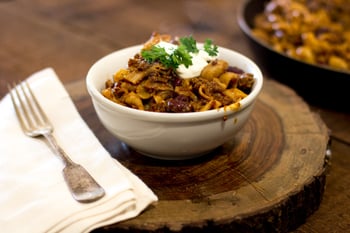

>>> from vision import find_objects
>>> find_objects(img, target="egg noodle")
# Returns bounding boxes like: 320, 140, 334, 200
252, 0, 350, 71
101, 33, 255, 113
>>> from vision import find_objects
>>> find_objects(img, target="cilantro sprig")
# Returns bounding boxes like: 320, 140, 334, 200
140, 44, 193, 69
179, 36, 199, 54
141, 36, 218, 69
204, 39, 219, 56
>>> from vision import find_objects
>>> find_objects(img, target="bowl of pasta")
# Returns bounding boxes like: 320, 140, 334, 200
86, 33, 263, 160
238, 0, 350, 110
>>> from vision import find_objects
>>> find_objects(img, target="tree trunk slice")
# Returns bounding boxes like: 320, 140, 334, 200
67, 78, 330, 233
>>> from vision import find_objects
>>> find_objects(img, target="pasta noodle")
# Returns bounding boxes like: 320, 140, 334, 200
252, 0, 350, 71
101, 34, 255, 113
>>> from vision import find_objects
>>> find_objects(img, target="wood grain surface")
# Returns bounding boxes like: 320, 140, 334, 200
1, 0, 350, 232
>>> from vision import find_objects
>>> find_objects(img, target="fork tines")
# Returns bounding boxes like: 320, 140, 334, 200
8, 81, 49, 134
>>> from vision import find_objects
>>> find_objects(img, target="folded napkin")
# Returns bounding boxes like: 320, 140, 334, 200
0, 68, 158, 233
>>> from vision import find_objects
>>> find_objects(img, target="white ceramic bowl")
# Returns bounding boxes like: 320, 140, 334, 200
86, 45, 263, 160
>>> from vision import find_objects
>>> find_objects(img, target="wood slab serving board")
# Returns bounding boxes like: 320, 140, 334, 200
67, 78, 330, 233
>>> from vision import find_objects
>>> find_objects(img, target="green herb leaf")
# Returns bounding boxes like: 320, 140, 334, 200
141, 43, 193, 69
141, 36, 218, 69
141, 46, 175, 68
179, 36, 199, 53
173, 44, 193, 68
204, 39, 218, 56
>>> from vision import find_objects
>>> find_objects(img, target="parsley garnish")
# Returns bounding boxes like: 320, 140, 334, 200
141, 46, 174, 68
141, 45, 192, 69
172, 44, 193, 68
141, 36, 218, 69
179, 36, 199, 54
204, 39, 219, 56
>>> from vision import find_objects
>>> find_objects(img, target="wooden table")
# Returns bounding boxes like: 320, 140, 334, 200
1, 0, 349, 232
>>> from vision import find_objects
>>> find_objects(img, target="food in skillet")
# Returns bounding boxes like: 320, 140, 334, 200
252, 0, 350, 71
102, 33, 255, 113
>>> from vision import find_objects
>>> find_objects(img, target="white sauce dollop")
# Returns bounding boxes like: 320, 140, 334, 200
155, 41, 218, 79
156, 41, 177, 54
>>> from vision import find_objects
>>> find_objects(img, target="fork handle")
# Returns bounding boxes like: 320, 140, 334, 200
43, 133, 105, 203
44, 133, 74, 166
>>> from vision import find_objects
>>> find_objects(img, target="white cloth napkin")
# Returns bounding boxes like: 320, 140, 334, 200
0, 68, 158, 233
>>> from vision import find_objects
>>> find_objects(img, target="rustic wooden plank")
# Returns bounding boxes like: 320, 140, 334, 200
0, 0, 115, 87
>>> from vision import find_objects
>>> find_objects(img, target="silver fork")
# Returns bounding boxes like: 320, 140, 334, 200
8, 81, 105, 203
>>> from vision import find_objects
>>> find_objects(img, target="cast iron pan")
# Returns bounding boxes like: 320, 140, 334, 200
237, 0, 350, 111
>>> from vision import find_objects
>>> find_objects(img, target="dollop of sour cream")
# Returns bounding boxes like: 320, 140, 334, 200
156, 41, 218, 79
